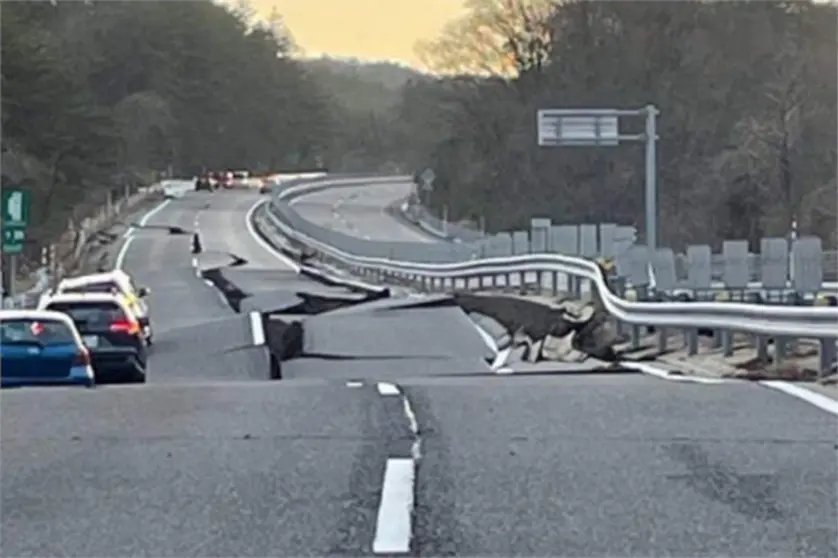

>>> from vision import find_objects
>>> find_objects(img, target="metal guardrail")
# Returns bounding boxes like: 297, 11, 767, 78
260, 174, 838, 375
399, 195, 838, 294
1, 182, 164, 310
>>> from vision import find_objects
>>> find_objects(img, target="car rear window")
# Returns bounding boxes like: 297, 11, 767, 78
62, 281, 120, 295
0, 319, 77, 346
45, 302, 126, 324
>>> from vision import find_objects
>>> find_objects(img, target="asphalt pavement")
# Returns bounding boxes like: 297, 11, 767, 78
291, 181, 432, 243
2, 180, 836, 557
291, 179, 838, 556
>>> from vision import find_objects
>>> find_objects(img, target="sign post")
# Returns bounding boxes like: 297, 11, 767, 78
1, 189, 31, 300
537, 105, 659, 252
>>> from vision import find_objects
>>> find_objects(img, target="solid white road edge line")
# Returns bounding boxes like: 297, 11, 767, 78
249, 311, 265, 346
244, 200, 301, 272
372, 458, 415, 555
760, 381, 838, 417
114, 198, 172, 269
621, 361, 728, 384
377, 382, 400, 396
625, 361, 838, 417
491, 347, 512, 372
114, 236, 136, 270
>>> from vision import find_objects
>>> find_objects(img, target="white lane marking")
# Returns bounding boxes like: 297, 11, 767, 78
403, 397, 419, 436
625, 361, 838, 417
491, 347, 512, 372
377, 382, 400, 396
471, 321, 499, 356
249, 311, 265, 346
346, 381, 364, 388
373, 458, 415, 554
402, 396, 422, 461
244, 200, 301, 272
114, 236, 135, 270
760, 381, 838, 416
621, 361, 728, 384
114, 199, 172, 270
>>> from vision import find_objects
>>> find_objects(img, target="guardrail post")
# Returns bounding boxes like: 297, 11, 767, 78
818, 339, 836, 377
657, 327, 668, 354
629, 286, 648, 350
686, 330, 699, 356
721, 330, 734, 357
772, 338, 788, 372
756, 335, 769, 361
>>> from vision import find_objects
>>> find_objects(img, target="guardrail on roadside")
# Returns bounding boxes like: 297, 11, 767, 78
257, 174, 838, 376
1, 182, 164, 309
398, 197, 838, 296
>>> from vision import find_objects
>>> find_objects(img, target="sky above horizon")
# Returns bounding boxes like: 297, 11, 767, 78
249, 0, 467, 68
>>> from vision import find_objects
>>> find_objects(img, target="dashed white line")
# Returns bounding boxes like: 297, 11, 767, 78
372, 458, 415, 554
377, 382, 401, 396
346, 381, 364, 388
249, 311, 265, 346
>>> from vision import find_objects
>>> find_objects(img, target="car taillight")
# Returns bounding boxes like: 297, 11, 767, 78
73, 350, 91, 366
110, 320, 140, 335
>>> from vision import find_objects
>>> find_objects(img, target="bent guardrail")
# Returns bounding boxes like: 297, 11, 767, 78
260, 174, 838, 376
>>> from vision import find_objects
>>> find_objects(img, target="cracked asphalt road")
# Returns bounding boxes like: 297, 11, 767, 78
2, 180, 836, 557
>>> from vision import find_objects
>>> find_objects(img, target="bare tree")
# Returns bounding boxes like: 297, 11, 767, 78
415, 0, 553, 77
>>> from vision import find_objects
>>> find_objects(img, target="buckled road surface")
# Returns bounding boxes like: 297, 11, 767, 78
2, 181, 836, 557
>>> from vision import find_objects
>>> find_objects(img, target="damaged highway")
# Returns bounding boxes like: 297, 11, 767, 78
200, 228, 639, 382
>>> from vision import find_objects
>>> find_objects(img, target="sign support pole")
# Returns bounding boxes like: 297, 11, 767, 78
537, 106, 660, 252
644, 104, 659, 253
7, 254, 16, 300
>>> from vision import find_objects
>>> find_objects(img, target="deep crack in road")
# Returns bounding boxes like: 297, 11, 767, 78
2, 181, 836, 557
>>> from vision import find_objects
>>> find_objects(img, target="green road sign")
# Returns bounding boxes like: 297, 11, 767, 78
2, 227, 25, 254
1, 189, 30, 229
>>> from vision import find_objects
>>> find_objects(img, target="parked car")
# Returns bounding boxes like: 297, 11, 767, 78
42, 269, 154, 345
38, 293, 148, 384
0, 309, 95, 388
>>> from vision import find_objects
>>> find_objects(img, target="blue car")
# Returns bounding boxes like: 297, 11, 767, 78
1, 309, 95, 388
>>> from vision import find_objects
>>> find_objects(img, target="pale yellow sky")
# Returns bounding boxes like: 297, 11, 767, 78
250, 0, 467, 68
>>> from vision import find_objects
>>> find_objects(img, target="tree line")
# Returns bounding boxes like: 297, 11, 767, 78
4, 0, 835, 260
1, 0, 339, 259
368, 0, 838, 250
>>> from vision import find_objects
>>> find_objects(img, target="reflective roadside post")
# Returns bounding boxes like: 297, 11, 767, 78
536, 105, 659, 252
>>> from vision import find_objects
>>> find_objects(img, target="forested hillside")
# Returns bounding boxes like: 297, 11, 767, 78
389, 0, 838, 249
1, 0, 335, 253
4, 0, 835, 257
300, 56, 429, 171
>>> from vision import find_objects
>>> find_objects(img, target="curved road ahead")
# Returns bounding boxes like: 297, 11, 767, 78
2, 181, 837, 557
291, 180, 431, 242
